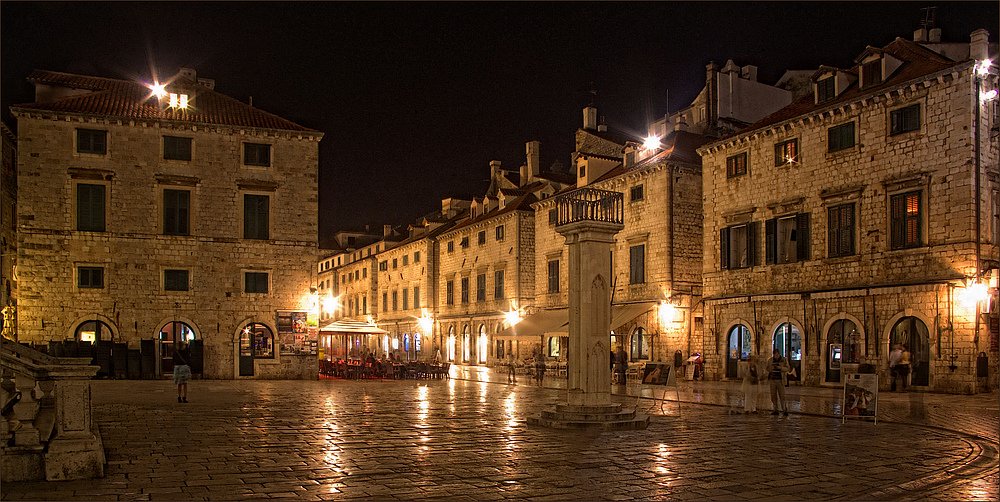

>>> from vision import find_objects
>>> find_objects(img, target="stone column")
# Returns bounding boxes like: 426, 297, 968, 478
558, 220, 623, 407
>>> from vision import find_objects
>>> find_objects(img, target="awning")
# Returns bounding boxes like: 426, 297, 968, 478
610, 302, 657, 332
496, 308, 568, 339
319, 319, 389, 335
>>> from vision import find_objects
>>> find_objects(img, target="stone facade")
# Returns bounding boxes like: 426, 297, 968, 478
12, 69, 322, 379
1, 122, 16, 317
698, 33, 998, 393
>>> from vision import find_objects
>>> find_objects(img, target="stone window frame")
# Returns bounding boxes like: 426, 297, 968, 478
495, 224, 505, 242
888, 189, 924, 250
240, 190, 273, 241
75, 128, 109, 157
162, 267, 192, 293
547, 259, 560, 294
460, 276, 470, 304
75, 263, 106, 291
494, 268, 505, 300
162, 135, 194, 162
826, 120, 857, 154
161, 187, 193, 236
477, 230, 487, 246
445, 279, 455, 305
626, 234, 648, 285
72, 179, 110, 233
887, 101, 922, 137
629, 184, 645, 202
242, 269, 271, 295
242, 142, 272, 168
773, 138, 799, 167
726, 151, 749, 178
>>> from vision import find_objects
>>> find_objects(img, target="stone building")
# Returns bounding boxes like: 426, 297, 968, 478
316, 228, 385, 324
1, 122, 16, 323
11, 68, 323, 379
698, 29, 998, 393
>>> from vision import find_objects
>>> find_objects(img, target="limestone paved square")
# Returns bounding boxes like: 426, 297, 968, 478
2, 371, 997, 501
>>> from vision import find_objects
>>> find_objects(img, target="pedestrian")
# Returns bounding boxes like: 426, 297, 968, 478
767, 349, 789, 416
534, 349, 546, 386
897, 344, 912, 392
507, 352, 517, 384
615, 345, 628, 386
173, 341, 192, 403
888, 344, 903, 391
741, 355, 759, 414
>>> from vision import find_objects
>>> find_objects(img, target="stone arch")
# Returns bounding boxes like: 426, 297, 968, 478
882, 309, 935, 387
230, 317, 277, 379
153, 316, 202, 341
68, 313, 119, 341
722, 318, 754, 379
768, 316, 806, 382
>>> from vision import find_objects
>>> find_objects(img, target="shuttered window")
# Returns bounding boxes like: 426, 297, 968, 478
828, 122, 856, 152
461, 277, 469, 304
244, 272, 269, 293
163, 136, 192, 161
494, 270, 504, 299
243, 143, 271, 167
164, 269, 190, 291
76, 129, 107, 154
243, 194, 269, 240
476, 274, 486, 302
720, 223, 758, 270
76, 184, 106, 232
414, 287, 420, 309
816, 77, 835, 102
446, 281, 454, 305
862, 59, 882, 88
774, 139, 798, 166
403, 288, 409, 310
629, 244, 645, 284
890, 104, 920, 135
765, 213, 810, 264
726, 152, 748, 178
828, 204, 856, 258
78, 266, 104, 289
163, 189, 190, 235
547, 260, 560, 293
890, 191, 922, 249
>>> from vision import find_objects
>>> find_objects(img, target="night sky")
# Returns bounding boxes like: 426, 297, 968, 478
2, 2, 996, 248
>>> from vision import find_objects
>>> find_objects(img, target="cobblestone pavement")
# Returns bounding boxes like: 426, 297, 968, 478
2, 369, 997, 501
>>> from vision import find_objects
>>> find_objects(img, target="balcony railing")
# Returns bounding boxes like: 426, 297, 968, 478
555, 187, 624, 227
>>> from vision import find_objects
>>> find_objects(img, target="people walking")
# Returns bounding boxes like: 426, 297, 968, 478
741, 355, 759, 414
897, 344, 912, 392
615, 345, 628, 386
888, 344, 903, 391
768, 349, 789, 416
507, 352, 517, 384
533, 350, 546, 386
173, 341, 192, 403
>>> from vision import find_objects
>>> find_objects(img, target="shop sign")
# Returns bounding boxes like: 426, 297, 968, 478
277, 310, 314, 355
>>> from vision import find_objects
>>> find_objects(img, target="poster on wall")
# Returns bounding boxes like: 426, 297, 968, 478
277, 310, 311, 355
842, 373, 878, 422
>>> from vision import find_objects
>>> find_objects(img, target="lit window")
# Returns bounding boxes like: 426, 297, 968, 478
774, 139, 798, 166
726, 152, 748, 178
890, 191, 922, 249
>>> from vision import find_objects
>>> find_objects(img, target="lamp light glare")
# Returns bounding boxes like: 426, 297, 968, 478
168, 93, 179, 108
976, 59, 992, 76
418, 310, 434, 333
982, 89, 998, 102
658, 301, 677, 325
149, 83, 167, 98
643, 135, 661, 151
322, 295, 338, 314
960, 281, 990, 309
504, 308, 523, 327
179, 94, 188, 109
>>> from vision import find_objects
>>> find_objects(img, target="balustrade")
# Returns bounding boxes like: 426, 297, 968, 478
555, 187, 624, 227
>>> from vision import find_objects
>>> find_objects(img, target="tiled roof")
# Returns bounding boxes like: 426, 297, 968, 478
536, 170, 575, 185
442, 193, 538, 235
721, 38, 959, 143
12, 70, 318, 133
582, 127, 631, 145
590, 130, 709, 184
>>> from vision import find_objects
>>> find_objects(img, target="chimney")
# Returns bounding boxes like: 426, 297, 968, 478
526, 141, 540, 182
928, 28, 942, 43
741, 65, 758, 81
583, 106, 597, 130
914, 28, 928, 42
971, 29, 990, 61
383, 225, 392, 237
674, 115, 688, 132
197, 77, 216, 90
490, 160, 502, 182
177, 67, 197, 81
597, 121, 608, 132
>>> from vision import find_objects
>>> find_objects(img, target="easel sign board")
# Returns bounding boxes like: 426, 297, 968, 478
641, 363, 672, 385
842, 373, 878, 424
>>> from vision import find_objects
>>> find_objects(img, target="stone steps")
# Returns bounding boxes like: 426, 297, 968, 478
529, 403, 650, 431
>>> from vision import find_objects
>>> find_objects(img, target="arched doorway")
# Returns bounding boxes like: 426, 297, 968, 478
158, 321, 196, 374
75, 320, 113, 343
727, 324, 751, 379
447, 326, 456, 362
630, 327, 650, 361
890, 316, 930, 386
772, 322, 802, 381
477, 324, 488, 364
238, 322, 274, 377
826, 319, 860, 383
462, 325, 471, 363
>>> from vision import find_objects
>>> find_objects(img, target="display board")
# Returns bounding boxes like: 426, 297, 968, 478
842, 373, 878, 424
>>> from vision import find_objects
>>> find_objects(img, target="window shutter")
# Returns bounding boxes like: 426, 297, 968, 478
890, 194, 903, 249
843, 205, 855, 256
747, 222, 758, 267
827, 207, 838, 258
796, 212, 810, 261
720, 228, 730, 270
765, 218, 777, 264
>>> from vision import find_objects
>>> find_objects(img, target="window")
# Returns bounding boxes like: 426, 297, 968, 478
816, 76, 835, 102
629, 244, 645, 284
244, 272, 269, 293
460, 277, 469, 304
630, 327, 651, 360
243, 143, 271, 167
828, 122, 856, 152
765, 213, 810, 264
548, 209, 557, 225
547, 260, 560, 293
392, 258, 398, 269
76, 128, 107, 154
461, 236, 469, 248
163, 189, 190, 236
630, 184, 644, 202
164, 269, 189, 291
579, 165, 586, 178
76, 320, 112, 342
242, 322, 274, 359
494, 270, 504, 299
476, 274, 486, 302
379, 260, 388, 271
890, 104, 920, 135
402, 255, 409, 266
163, 136, 192, 161
362, 268, 367, 278
774, 139, 798, 166
76, 183, 106, 232
392, 290, 398, 311
243, 194, 269, 240
78, 266, 104, 289
403, 288, 409, 310
890, 190, 922, 249
354, 270, 359, 280
862, 59, 882, 88
477, 231, 486, 245
726, 152, 748, 178
719, 223, 758, 270
447, 241, 454, 253
414, 287, 420, 309
828, 204, 856, 258
414, 251, 421, 263
495, 225, 505, 241
362, 297, 367, 314
548, 336, 560, 357
446, 281, 454, 305
382, 292, 388, 312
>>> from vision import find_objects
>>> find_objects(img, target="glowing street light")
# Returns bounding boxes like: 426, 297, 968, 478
976, 58, 992, 76
322, 295, 339, 315
643, 135, 661, 151
658, 301, 677, 325
418, 310, 434, 333
149, 82, 167, 98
